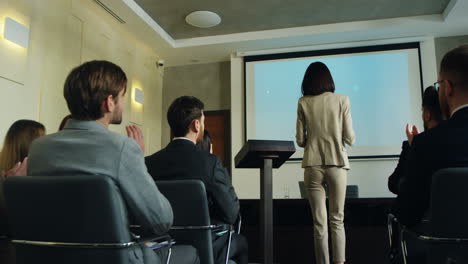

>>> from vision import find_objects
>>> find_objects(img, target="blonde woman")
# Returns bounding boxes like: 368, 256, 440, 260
296, 62, 355, 264
0, 119, 45, 264
0, 120, 45, 176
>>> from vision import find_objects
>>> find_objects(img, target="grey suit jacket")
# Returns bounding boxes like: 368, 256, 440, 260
296, 92, 355, 169
27, 119, 173, 264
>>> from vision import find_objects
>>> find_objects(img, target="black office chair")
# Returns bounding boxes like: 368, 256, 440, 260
399, 168, 468, 264
157, 179, 236, 264
3, 175, 172, 264
0, 234, 14, 264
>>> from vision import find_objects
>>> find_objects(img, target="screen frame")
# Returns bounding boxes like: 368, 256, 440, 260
243, 42, 424, 160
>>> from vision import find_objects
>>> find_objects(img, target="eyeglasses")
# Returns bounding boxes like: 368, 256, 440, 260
433, 79, 467, 92
433, 80, 445, 92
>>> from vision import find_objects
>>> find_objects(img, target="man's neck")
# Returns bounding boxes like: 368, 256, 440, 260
450, 98, 468, 117
96, 118, 110, 128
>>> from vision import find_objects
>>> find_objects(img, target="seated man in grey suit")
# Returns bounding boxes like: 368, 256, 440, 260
145, 96, 248, 264
27, 61, 198, 264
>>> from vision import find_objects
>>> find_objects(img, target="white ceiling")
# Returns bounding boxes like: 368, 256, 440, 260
133, 0, 450, 39
99, 0, 468, 66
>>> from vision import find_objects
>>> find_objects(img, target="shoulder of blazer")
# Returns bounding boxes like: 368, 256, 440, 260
333, 93, 348, 100
336, 94, 349, 108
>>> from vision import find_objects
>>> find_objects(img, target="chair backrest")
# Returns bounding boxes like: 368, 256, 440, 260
3, 175, 133, 264
346, 185, 359, 198
298, 181, 306, 199
157, 179, 214, 264
429, 168, 468, 237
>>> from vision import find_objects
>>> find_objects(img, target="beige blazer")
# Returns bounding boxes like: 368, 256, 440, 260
296, 92, 355, 169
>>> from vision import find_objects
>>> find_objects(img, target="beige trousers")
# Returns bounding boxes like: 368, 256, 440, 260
304, 166, 347, 264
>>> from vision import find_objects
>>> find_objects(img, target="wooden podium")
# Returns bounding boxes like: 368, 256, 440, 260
235, 140, 295, 264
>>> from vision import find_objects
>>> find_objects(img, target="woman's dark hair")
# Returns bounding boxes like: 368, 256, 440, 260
0, 120, 45, 171
167, 96, 204, 137
422, 86, 443, 122
197, 130, 211, 153
301, 62, 335, 96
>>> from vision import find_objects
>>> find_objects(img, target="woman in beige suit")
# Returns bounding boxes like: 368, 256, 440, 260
296, 62, 355, 264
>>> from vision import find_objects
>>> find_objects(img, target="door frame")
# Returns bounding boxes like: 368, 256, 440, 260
204, 110, 232, 176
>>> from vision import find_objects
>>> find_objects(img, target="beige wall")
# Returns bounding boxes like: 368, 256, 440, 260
434, 35, 468, 71
0, 0, 164, 155
160, 61, 230, 147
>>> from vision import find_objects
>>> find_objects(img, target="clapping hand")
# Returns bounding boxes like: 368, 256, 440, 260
405, 123, 420, 146
126, 125, 145, 154
2, 157, 28, 177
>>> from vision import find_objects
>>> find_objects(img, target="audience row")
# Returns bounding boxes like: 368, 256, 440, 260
0, 61, 247, 264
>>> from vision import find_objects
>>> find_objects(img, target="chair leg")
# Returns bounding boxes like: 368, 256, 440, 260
166, 247, 172, 264
225, 231, 234, 264
388, 214, 394, 248
401, 228, 408, 264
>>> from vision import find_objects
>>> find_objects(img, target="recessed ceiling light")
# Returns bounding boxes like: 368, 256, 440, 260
185, 11, 221, 28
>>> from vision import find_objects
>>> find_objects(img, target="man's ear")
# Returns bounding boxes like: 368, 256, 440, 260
446, 80, 455, 97
102, 95, 115, 114
193, 119, 201, 133
424, 110, 431, 122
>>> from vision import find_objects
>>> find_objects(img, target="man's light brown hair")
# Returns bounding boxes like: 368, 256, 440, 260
64, 60, 127, 120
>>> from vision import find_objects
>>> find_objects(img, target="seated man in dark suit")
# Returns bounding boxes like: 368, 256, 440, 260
388, 86, 443, 194
393, 45, 468, 261
146, 96, 248, 264
27, 61, 198, 264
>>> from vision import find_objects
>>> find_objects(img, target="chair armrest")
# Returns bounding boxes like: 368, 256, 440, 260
212, 224, 231, 233
402, 226, 468, 244
136, 234, 172, 244
169, 223, 232, 237
129, 225, 174, 250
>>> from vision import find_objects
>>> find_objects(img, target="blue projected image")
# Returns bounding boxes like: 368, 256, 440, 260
253, 53, 412, 149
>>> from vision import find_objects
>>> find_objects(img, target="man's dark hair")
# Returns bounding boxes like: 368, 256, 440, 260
63, 60, 127, 120
440, 44, 468, 91
197, 130, 211, 153
301, 62, 335, 96
422, 86, 443, 122
167, 96, 204, 137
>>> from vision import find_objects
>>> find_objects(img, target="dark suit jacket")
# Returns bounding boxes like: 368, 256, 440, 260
388, 141, 410, 195
395, 107, 468, 226
145, 139, 240, 225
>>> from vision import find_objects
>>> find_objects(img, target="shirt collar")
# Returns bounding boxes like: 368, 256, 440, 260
172, 137, 195, 144
450, 104, 468, 118
64, 119, 109, 132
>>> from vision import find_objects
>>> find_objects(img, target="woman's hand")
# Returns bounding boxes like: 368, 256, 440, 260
3, 157, 28, 177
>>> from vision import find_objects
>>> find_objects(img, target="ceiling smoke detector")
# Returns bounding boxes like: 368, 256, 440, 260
185, 11, 221, 28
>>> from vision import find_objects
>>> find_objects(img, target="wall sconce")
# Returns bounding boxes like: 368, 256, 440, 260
134, 88, 144, 105
4, 17, 29, 48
